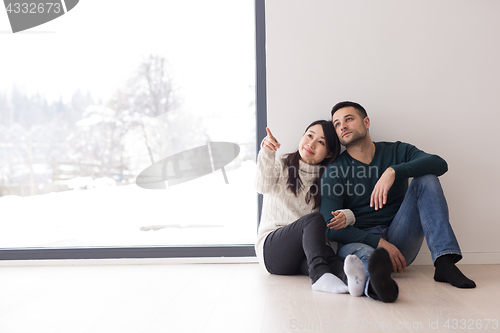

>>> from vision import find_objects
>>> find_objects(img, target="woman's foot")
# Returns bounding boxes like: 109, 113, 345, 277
312, 273, 349, 294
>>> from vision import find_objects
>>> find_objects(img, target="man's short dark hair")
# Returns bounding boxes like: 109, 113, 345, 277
331, 101, 368, 118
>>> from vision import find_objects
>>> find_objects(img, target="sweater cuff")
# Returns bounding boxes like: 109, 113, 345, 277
336, 209, 355, 227
260, 137, 266, 149
258, 146, 276, 159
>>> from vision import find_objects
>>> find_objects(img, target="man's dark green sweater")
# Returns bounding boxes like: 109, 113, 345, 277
320, 141, 448, 248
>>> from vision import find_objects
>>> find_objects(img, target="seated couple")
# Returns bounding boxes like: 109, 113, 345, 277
255, 101, 475, 303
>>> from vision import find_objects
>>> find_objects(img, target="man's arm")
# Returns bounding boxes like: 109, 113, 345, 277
391, 142, 448, 179
324, 225, 382, 249
371, 143, 448, 211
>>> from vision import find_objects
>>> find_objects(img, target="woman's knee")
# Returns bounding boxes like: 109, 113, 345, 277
303, 212, 326, 228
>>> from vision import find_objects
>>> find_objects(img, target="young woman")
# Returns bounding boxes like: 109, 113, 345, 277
255, 120, 366, 296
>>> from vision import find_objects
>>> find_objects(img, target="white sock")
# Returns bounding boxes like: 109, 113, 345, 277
344, 255, 367, 297
312, 273, 349, 294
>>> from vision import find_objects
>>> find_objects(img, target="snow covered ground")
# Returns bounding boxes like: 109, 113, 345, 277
0, 161, 258, 248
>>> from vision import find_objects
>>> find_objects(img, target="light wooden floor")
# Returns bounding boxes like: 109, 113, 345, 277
0, 263, 499, 333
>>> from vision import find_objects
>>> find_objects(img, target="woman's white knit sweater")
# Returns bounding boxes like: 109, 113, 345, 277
254, 148, 355, 268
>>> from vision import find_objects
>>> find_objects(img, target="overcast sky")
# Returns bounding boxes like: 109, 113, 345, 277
0, 0, 255, 116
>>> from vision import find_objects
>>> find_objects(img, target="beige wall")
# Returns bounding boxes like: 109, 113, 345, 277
265, 0, 500, 264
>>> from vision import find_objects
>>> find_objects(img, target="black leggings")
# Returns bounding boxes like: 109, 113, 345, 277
263, 212, 346, 284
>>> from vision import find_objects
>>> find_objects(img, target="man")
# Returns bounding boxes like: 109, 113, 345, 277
320, 101, 475, 299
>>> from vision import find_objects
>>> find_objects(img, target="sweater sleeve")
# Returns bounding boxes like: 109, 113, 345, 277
255, 147, 282, 194
326, 226, 382, 249
337, 209, 355, 227
319, 166, 344, 222
390, 142, 448, 179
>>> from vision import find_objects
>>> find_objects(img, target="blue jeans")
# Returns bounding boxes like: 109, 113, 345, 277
337, 175, 462, 296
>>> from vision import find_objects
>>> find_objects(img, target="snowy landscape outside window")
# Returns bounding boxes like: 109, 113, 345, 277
0, 0, 258, 249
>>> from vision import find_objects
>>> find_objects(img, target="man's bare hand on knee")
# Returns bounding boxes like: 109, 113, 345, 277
378, 238, 406, 273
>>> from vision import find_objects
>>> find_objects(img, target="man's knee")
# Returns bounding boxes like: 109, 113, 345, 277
410, 174, 442, 191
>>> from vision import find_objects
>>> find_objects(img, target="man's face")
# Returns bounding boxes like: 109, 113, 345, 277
332, 107, 369, 146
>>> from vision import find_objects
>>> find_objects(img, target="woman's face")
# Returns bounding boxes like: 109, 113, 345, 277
298, 124, 331, 165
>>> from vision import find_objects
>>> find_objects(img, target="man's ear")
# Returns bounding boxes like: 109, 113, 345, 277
363, 117, 370, 130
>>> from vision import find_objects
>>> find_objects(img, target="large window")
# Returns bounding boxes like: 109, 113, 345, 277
0, 0, 266, 259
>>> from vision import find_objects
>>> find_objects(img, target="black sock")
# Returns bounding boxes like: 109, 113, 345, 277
434, 254, 476, 289
368, 248, 399, 303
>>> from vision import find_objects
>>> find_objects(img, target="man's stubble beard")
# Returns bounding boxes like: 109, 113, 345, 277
340, 128, 368, 147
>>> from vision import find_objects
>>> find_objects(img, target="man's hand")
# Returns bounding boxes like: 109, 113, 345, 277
370, 167, 395, 210
327, 211, 346, 230
262, 127, 281, 151
377, 238, 406, 273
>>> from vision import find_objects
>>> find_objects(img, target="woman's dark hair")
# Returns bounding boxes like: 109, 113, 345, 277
282, 120, 340, 209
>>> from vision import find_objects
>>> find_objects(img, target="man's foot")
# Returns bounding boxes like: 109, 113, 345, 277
368, 248, 399, 303
312, 273, 349, 294
434, 254, 476, 288
344, 255, 367, 297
